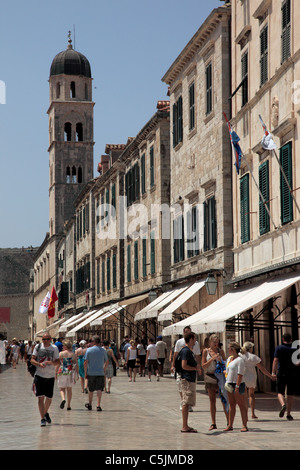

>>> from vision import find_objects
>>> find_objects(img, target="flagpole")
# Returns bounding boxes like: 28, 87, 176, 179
272, 149, 300, 214
240, 151, 278, 230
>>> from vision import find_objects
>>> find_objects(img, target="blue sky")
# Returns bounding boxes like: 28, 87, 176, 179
0, 0, 222, 248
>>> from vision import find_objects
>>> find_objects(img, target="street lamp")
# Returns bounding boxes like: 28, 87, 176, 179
205, 273, 218, 295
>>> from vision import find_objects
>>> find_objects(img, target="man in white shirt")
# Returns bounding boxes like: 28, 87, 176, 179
31, 334, 60, 427
146, 338, 160, 382
171, 326, 201, 411
156, 336, 167, 377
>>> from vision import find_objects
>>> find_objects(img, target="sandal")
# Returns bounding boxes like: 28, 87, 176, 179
85, 403, 92, 410
223, 425, 233, 432
60, 400, 66, 409
209, 424, 217, 431
97, 406, 102, 412
241, 426, 248, 432
181, 428, 198, 433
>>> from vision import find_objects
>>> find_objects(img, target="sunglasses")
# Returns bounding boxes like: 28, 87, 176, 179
43, 337, 51, 340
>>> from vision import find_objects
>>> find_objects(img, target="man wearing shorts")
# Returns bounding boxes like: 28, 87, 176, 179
272, 332, 298, 421
84, 335, 108, 411
31, 334, 60, 427
180, 331, 201, 433
146, 338, 159, 381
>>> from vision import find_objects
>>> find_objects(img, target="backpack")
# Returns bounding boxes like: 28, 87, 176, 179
28, 343, 41, 377
174, 349, 183, 373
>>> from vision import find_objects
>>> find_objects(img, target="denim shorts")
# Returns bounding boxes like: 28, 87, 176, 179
228, 382, 246, 394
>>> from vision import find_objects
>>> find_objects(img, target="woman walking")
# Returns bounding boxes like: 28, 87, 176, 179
56, 339, 77, 410
103, 340, 119, 393
76, 340, 88, 393
224, 342, 248, 432
202, 334, 229, 431
241, 341, 275, 419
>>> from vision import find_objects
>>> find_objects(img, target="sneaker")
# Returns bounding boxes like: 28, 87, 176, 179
189, 406, 193, 412
44, 413, 51, 424
40, 419, 47, 427
148, 378, 151, 382
279, 404, 286, 418
156, 376, 160, 381
286, 415, 294, 421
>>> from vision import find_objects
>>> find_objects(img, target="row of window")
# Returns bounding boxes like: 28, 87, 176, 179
56, 81, 89, 100
172, 62, 212, 148
240, 142, 293, 243
125, 147, 155, 206
66, 166, 83, 184
64, 122, 84, 142
241, 0, 291, 107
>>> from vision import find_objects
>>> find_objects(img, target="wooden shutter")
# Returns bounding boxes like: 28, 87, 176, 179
241, 51, 248, 107
150, 146, 154, 187
189, 83, 195, 130
127, 244, 131, 283
282, 0, 291, 63
134, 240, 138, 280
178, 96, 183, 143
240, 174, 250, 243
259, 161, 270, 235
107, 257, 111, 291
150, 232, 155, 274
172, 103, 178, 147
260, 26, 268, 86
206, 63, 212, 114
141, 154, 146, 194
142, 238, 147, 277
280, 142, 293, 224
112, 253, 117, 289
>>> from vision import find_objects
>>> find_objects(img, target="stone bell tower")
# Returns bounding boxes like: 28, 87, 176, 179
47, 32, 94, 236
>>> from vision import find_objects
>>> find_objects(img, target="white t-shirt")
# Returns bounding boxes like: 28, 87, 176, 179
174, 337, 200, 356
226, 356, 246, 384
147, 343, 157, 360
0, 340, 6, 365
240, 351, 261, 388
33, 343, 59, 379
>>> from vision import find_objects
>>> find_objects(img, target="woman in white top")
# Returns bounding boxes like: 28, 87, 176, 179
241, 341, 275, 419
224, 342, 248, 432
126, 340, 137, 382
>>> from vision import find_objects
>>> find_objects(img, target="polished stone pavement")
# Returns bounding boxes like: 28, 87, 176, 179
0, 362, 300, 451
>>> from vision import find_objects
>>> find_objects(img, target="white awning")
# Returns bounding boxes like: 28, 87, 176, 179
135, 285, 191, 321
35, 317, 67, 337
163, 272, 300, 335
119, 293, 149, 306
90, 305, 125, 326
59, 309, 97, 332
65, 306, 112, 337
158, 279, 206, 322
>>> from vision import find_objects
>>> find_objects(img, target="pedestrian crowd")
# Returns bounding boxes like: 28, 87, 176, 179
1, 330, 299, 433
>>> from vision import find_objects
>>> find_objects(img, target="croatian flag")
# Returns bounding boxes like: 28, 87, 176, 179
223, 112, 242, 174
259, 114, 277, 151
39, 291, 51, 314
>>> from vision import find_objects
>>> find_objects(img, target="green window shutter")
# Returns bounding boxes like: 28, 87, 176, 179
141, 154, 146, 194
192, 206, 199, 255
150, 232, 155, 274
259, 160, 270, 235
134, 240, 139, 280
150, 147, 154, 187
189, 83, 195, 130
240, 174, 250, 243
111, 183, 116, 217
187, 210, 193, 258
282, 0, 291, 63
241, 51, 248, 107
260, 25, 268, 86
173, 219, 179, 264
101, 259, 105, 293
280, 142, 293, 224
107, 257, 111, 291
127, 244, 131, 283
206, 63, 212, 114
112, 253, 117, 289
106, 189, 110, 222
97, 262, 100, 295
178, 96, 183, 143
203, 197, 217, 251
142, 238, 147, 277
173, 103, 178, 148
135, 163, 140, 199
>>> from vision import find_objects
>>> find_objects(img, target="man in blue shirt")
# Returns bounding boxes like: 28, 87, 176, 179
179, 331, 201, 433
84, 335, 108, 411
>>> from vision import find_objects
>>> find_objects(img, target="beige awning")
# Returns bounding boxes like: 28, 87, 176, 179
119, 293, 149, 306
163, 272, 300, 335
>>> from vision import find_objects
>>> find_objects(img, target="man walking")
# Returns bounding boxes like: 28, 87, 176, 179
84, 335, 108, 411
179, 331, 201, 433
156, 336, 167, 377
31, 334, 60, 426
272, 332, 299, 421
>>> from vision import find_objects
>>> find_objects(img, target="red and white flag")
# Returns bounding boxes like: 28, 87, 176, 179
39, 291, 51, 314
259, 114, 277, 150
48, 287, 58, 319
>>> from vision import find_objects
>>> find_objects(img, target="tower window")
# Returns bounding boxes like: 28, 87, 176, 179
76, 123, 83, 141
56, 82, 60, 99
64, 122, 72, 141
85, 84, 88, 100
70, 81, 76, 98
72, 166, 77, 184
66, 166, 71, 183
78, 167, 83, 183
